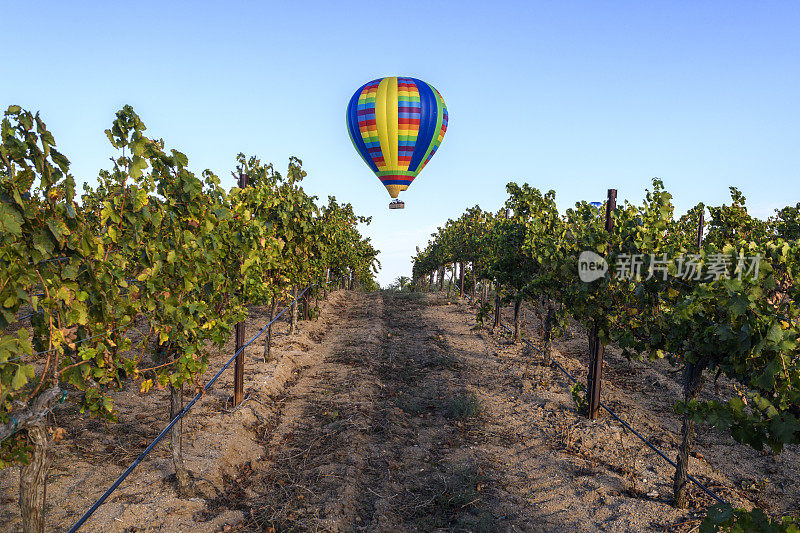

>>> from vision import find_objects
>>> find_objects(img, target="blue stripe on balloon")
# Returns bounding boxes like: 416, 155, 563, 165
407, 78, 437, 173
380, 179, 413, 185
347, 83, 378, 173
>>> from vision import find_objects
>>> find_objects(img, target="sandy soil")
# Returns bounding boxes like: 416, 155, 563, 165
0, 290, 346, 532
1, 290, 797, 532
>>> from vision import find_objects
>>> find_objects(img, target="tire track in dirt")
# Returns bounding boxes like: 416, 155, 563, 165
235, 292, 500, 531
234, 290, 387, 530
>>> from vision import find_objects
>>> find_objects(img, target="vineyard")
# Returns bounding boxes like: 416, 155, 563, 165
411, 181, 800, 531
1, 102, 799, 533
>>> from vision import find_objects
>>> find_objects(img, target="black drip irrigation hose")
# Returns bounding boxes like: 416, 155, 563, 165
458, 286, 726, 505
16, 311, 40, 322
68, 284, 318, 532
30, 256, 70, 265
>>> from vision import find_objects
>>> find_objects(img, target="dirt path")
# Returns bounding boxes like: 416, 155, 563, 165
233, 291, 497, 531
225, 291, 712, 532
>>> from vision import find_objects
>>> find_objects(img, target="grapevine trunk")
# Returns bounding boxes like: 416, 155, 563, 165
290, 286, 298, 335
543, 302, 554, 366
170, 383, 194, 497
513, 297, 523, 343
19, 422, 48, 533
673, 359, 707, 508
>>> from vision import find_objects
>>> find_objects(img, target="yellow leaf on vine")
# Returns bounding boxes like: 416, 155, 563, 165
140, 379, 153, 394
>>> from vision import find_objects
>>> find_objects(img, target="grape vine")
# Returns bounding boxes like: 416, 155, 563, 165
413, 179, 800, 531
0, 104, 379, 529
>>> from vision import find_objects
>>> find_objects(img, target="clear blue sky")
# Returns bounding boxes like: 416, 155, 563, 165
3, 1, 798, 286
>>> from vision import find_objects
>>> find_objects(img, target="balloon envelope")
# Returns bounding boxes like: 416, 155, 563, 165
346, 76, 448, 199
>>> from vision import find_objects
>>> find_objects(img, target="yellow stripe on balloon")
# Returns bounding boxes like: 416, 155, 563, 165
387, 78, 399, 171
375, 77, 398, 171
374, 78, 390, 170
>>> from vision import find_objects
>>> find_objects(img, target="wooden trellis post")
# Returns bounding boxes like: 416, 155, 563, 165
587, 188, 616, 419
459, 262, 465, 297
233, 172, 248, 407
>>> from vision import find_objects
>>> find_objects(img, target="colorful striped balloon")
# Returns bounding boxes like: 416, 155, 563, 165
346, 76, 448, 199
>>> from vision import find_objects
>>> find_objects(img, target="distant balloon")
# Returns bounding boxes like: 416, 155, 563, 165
346, 77, 448, 208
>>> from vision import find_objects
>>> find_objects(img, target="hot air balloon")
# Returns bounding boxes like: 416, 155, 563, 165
346, 76, 448, 209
